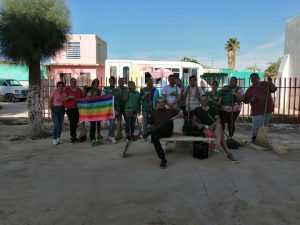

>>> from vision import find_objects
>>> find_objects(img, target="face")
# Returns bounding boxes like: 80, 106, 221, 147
176, 79, 183, 87
147, 79, 154, 88
189, 78, 197, 87
93, 81, 99, 89
156, 99, 166, 109
118, 78, 124, 87
250, 75, 259, 85
57, 83, 64, 91
168, 76, 175, 85
212, 82, 218, 90
70, 79, 77, 87
128, 82, 135, 90
200, 96, 208, 106
109, 79, 116, 87
230, 78, 237, 87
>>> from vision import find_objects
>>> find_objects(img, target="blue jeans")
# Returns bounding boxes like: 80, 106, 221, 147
52, 106, 65, 139
117, 110, 128, 133
142, 111, 150, 136
108, 118, 116, 137
252, 113, 272, 138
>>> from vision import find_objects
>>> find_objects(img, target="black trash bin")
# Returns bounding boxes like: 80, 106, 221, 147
193, 141, 209, 159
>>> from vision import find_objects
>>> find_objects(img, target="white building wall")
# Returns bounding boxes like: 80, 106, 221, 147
278, 15, 300, 78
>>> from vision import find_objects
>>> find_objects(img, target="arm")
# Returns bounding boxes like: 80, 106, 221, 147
268, 77, 277, 93
48, 95, 54, 116
192, 114, 206, 130
181, 86, 190, 99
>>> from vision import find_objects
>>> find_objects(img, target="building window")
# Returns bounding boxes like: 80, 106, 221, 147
66, 42, 80, 59
110, 66, 117, 77
123, 66, 130, 84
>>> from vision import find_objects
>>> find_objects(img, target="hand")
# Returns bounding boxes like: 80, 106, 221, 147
267, 76, 272, 82
250, 96, 256, 103
69, 96, 75, 100
178, 110, 184, 117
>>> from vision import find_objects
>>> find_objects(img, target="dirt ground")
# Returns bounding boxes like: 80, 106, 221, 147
0, 102, 300, 225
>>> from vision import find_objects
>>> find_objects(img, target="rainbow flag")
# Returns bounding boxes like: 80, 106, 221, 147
77, 94, 115, 122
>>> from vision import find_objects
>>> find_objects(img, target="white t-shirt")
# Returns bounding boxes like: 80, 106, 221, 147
184, 86, 204, 111
162, 85, 182, 105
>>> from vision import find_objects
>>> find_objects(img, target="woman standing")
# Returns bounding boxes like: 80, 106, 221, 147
48, 81, 65, 145
63, 78, 83, 143
86, 79, 103, 142
206, 80, 222, 114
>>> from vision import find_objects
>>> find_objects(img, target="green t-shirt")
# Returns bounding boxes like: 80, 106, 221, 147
206, 90, 222, 112
125, 91, 140, 113
221, 86, 241, 106
104, 86, 118, 110
140, 87, 159, 112
114, 87, 129, 112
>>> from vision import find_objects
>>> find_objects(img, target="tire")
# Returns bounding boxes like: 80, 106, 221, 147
4, 94, 16, 102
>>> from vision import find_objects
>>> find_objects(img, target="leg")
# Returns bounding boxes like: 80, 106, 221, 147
90, 121, 96, 141
151, 121, 173, 167
125, 113, 132, 139
57, 106, 65, 139
131, 114, 137, 139
52, 106, 59, 140
96, 121, 102, 139
228, 111, 240, 137
142, 111, 150, 138
108, 118, 116, 137
66, 109, 76, 139
252, 115, 264, 142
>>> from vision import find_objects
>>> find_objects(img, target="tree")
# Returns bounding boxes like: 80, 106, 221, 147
181, 57, 200, 64
246, 64, 261, 72
264, 59, 281, 77
0, 0, 70, 139
225, 38, 240, 69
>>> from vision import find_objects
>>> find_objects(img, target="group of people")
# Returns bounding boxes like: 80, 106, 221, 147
48, 72, 277, 168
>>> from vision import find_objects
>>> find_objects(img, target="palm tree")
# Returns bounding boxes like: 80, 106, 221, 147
0, 0, 70, 139
225, 38, 240, 69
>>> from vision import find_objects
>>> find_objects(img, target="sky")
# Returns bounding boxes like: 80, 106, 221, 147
66, 0, 300, 70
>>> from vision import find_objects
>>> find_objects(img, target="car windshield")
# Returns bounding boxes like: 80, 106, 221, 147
6, 80, 22, 86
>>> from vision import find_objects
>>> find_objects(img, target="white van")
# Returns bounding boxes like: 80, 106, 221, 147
0, 78, 28, 102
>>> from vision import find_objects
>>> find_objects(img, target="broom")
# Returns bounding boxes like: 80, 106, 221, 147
254, 81, 272, 149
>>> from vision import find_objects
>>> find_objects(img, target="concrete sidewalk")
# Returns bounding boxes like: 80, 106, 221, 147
0, 123, 300, 225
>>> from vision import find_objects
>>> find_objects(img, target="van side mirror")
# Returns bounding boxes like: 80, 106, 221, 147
1, 82, 8, 86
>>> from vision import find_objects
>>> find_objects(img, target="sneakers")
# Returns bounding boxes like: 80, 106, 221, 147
160, 159, 167, 169
107, 136, 117, 144
70, 137, 78, 143
52, 139, 58, 145
226, 153, 238, 162
57, 138, 63, 144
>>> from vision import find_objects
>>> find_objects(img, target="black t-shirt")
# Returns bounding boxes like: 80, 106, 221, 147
194, 106, 217, 126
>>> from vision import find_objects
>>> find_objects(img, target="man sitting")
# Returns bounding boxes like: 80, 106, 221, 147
192, 95, 238, 162
147, 97, 183, 168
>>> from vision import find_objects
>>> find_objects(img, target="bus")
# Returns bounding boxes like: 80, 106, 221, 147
105, 59, 210, 90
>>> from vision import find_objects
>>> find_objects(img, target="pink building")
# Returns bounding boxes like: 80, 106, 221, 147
48, 34, 107, 87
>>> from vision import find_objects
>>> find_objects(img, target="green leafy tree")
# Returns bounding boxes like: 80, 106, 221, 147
0, 0, 70, 139
225, 38, 240, 69
181, 57, 200, 64
264, 59, 281, 77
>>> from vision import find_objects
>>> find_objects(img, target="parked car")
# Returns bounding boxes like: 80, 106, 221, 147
0, 78, 28, 102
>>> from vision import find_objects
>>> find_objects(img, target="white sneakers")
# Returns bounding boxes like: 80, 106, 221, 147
107, 136, 117, 144
53, 139, 58, 145
53, 138, 63, 145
